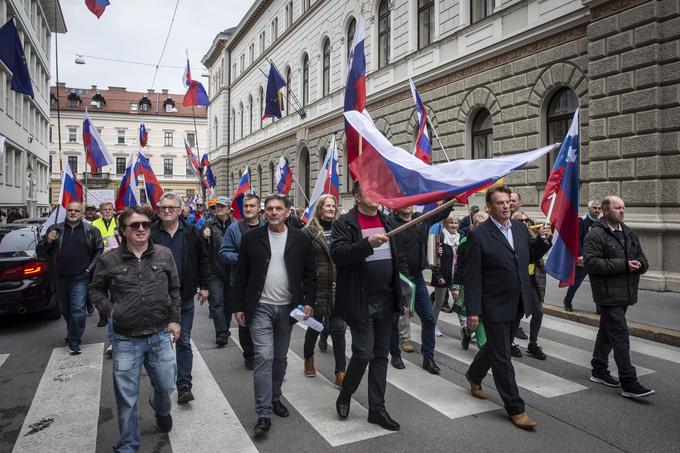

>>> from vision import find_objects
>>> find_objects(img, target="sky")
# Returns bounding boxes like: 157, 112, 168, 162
50, 0, 254, 94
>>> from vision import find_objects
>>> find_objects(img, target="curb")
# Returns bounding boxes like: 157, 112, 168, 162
543, 304, 680, 348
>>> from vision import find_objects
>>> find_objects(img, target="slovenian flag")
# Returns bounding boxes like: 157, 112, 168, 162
343, 18, 368, 180
85, 0, 110, 18
134, 148, 163, 209
184, 139, 209, 189
232, 167, 251, 220
60, 161, 84, 208
83, 111, 113, 173
182, 53, 192, 89
409, 79, 432, 164
275, 155, 294, 195
343, 110, 559, 209
263, 64, 287, 119
542, 109, 580, 286
301, 135, 340, 223
139, 122, 148, 147
201, 152, 217, 188
115, 151, 139, 211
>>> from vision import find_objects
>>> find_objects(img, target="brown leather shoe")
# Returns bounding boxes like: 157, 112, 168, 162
304, 357, 316, 377
510, 412, 537, 430
465, 372, 486, 399
400, 341, 414, 353
334, 371, 345, 389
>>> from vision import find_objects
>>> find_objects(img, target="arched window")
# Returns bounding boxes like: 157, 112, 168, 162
299, 147, 310, 206
347, 18, 356, 60
231, 109, 236, 142
378, 0, 390, 68
546, 88, 579, 178
322, 38, 331, 97
318, 147, 326, 170
239, 103, 244, 139
472, 0, 495, 24
286, 67, 292, 115
270, 161, 275, 192
418, 0, 435, 49
259, 86, 264, 128
302, 53, 309, 106
257, 164, 263, 195
213, 117, 218, 149
248, 95, 253, 134
472, 109, 493, 159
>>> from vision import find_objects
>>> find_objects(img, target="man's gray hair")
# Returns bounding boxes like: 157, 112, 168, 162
588, 198, 601, 208
159, 192, 183, 207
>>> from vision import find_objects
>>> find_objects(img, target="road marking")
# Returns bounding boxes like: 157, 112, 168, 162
168, 341, 257, 453
412, 321, 587, 398
539, 316, 680, 364
513, 337, 655, 377
0, 353, 8, 369
13, 343, 104, 453
230, 328, 393, 446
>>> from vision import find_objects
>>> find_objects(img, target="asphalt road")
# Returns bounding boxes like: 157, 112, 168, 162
1, 302, 679, 453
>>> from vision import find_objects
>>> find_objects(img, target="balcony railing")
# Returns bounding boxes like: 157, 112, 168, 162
81, 172, 111, 181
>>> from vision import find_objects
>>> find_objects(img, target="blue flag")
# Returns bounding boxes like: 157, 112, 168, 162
263, 64, 286, 119
0, 19, 34, 98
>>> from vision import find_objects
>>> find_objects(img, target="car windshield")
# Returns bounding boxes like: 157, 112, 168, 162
0, 229, 37, 255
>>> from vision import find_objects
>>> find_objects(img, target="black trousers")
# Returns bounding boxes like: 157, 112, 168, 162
225, 284, 254, 360
468, 314, 525, 416
341, 295, 393, 412
303, 314, 347, 373
591, 305, 637, 385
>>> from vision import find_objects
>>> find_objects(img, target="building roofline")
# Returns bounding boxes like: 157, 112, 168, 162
201, 28, 235, 67
39, 0, 67, 33
225, 0, 269, 52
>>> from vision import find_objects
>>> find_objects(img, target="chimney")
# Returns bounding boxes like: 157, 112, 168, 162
147, 89, 155, 94
161, 89, 169, 95
91, 85, 98, 90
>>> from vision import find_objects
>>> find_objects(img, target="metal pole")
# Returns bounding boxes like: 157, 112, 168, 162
385, 198, 457, 238
191, 105, 206, 202
52, 0, 62, 228
426, 117, 451, 162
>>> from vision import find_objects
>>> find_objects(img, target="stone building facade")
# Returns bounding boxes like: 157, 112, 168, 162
202, 0, 680, 291
48, 84, 207, 205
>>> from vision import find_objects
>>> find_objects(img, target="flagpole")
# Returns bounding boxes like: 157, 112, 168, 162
386, 198, 457, 238
52, 0, 63, 230
268, 60, 307, 118
292, 173, 310, 205
426, 117, 450, 162
190, 105, 207, 203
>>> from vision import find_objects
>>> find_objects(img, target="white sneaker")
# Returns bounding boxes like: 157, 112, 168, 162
105, 345, 113, 358
434, 326, 443, 337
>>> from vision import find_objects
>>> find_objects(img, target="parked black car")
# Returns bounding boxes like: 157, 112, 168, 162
0, 227, 59, 319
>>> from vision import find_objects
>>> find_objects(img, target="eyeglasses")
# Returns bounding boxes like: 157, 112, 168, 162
66, 209, 81, 213
522, 218, 531, 224
159, 206, 180, 212
125, 221, 151, 231
195, 204, 205, 207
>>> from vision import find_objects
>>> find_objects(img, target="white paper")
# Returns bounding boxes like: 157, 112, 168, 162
290, 307, 323, 332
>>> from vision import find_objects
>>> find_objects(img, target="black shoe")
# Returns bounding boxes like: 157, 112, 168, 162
177, 389, 194, 404
253, 417, 271, 438
515, 327, 528, 340
621, 381, 655, 399
590, 372, 620, 388
69, 347, 81, 356
244, 357, 254, 370
564, 303, 574, 312
155, 413, 172, 433
272, 400, 289, 418
336, 391, 351, 419
461, 327, 471, 350
527, 343, 547, 360
423, 357, 441, 374
390, 356, 405, 369
511, 344, 523, 358
367, 409, 400, 431
216, 334, 229, 347
318, 335, 328, 352
97, 314, 108, 327
86, 301, 95, 314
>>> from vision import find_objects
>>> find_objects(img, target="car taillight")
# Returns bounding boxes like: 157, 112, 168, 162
0, 261, 47, 281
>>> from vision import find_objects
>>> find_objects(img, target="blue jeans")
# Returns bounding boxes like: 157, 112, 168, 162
207, 277, 229, 338
250, 303, 293, 418
55, 273, 89, 350
112, 331, 176, 453
390, 275, 436, 359
177, 298, 195, 392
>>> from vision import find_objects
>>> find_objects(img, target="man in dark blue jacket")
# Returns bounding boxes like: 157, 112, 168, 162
563, 199, 601, 311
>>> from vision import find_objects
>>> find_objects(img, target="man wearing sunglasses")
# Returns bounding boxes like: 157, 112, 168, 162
151, 193, 210, 405
187, 197, 207, 229
90, 205, 181, 451
37, 201, 103, 355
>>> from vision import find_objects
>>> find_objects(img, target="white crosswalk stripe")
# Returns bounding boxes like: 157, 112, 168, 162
168, 340, 257, 453
230, 328, 394, 446
0, 353, 8, 369
411, 321, 588, 398
13, 343, 104, 453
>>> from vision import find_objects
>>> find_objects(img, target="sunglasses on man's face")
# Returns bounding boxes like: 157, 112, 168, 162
125, 221, 152, 231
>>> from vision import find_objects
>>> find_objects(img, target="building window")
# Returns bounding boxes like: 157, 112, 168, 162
259, 31, 266, 54
116, 157, 126, 175
286, 67, 292, 115
117, 129, 126, 144
186, 132, 195, 147
302, 0, 310, 13
214, 117, 218, 147
270, 161, 275, 192
286, 1, 293, 28
240, 54, 245, 72
249, 43, 254, 63
232, 62, 237, 78
130, 103, 138, 112
248, 95, 253, 134
418, 0, 435, 49
186, 159, 195, 176
322, 38, 331, 97
272, 17, 278, 40
232, 109, 236, 141
302, 53, 309, 106
68, 127, 77, 143
299, 147, 310, 206
186, 188, 195, 199
259, 87, 264, 127
68, 156, 78, 174
546, 88, 579, 178
378, 0, 390, 69
257, 164, 263, 195
239, 103, 244, 138
471, 109, 493, 160
49, 126, 53, 142
164, 131, 173, 147
49, 155, 53, 173
472, 0, 495, 24
164, 158, 173, 176
347, 18, 356, 60
139, 96, 151, 112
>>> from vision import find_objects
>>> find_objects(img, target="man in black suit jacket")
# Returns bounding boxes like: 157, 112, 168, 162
463, 185, 552, 430
234, 194, 316, 438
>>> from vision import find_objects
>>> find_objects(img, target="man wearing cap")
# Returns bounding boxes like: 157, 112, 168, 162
203, 196, 233, 346
84, 204, 100, 223
187, 198, 207, 229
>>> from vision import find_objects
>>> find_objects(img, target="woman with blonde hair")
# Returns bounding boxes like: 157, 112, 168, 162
302, 194, 347, 387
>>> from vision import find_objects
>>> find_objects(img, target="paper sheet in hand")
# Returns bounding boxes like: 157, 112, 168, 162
290, 308, 324, 332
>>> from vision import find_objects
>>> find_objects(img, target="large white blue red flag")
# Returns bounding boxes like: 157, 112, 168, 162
232, 167, 251, 220
542, 109, 580, 286
83, 112, 113, 173
409, 79, 432, 164
139, 122, 148, 147
302, 136, 340, 223
201, 153, 217, 188
182, 52, 192, 89
275, 155, 294, 195
343, 110, 558, 209
60, 161, 84, 208
343, 18, 368, 180
184, 139, 209, 189
114, 151, 138, 211
134, 148, 163, 209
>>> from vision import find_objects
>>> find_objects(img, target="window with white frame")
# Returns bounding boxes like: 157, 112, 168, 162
117, 129, 126, 144
471, 0, 495, 24
378, 0, 391, 69
68, 127, 77, 143
164, 131, 174, 147
418, 0, 435, 49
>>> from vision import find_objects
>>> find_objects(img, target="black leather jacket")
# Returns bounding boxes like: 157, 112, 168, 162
36, 221, 103, 284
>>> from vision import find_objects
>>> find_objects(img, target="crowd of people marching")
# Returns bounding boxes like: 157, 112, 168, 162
33, 183, 655, 452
